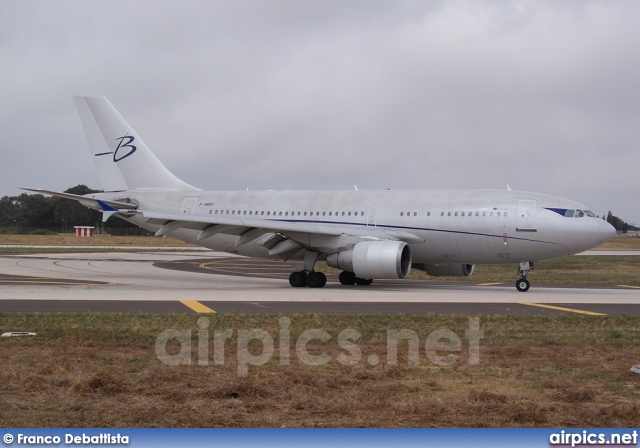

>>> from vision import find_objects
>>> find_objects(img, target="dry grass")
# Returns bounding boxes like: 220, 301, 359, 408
596, 237, 640, 250
1, 313, 639, 427
0, 234, 193, 246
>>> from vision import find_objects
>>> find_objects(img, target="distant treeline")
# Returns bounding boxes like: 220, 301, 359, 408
0, 185, 151, 235
606, 211, 637, 233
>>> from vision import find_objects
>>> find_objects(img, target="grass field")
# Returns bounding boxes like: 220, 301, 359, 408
1, 313, 639, 427
0, 234, 193, 246
1, 236, 639, 427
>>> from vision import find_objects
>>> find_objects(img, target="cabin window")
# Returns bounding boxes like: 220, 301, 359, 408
323, 212, 326, 216
342, 212, 345, 216
483, 212, 486, 216
504, 212, 508, 217
497, 212, 501, 217
490, 212, 493, 217
462, 212, 465, 217
427, 212, 431, 216
448, 212, 451, 216
400, 212, 404, 216
455, 212, 458, 216
476, 212, 479, 217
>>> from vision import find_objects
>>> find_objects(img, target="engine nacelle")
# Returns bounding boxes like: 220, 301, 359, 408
326, 241, 412, 279
417, 263, 475, 277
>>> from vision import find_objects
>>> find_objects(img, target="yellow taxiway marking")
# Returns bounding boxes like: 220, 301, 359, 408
520, 302, 606, 316
617, 285, 640, 289
477, 282, 504, 286
180, 300, 216, 314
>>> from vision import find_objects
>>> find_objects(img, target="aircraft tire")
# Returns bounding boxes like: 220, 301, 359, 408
355, 277, 373, 286
307, 271, 327, 288
515, 278, 530, 292
339, 271, 356, 285
289, 271, 307, 287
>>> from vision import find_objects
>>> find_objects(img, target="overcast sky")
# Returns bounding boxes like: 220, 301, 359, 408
1, 1, 639, 224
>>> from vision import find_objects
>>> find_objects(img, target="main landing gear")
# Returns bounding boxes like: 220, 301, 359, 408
339, 271, 373, 286
515, 261, 534, 292
289, 271, 327, 288
288, 270, 373, 288
289, 251, 327, 288
288, 251, 373, 288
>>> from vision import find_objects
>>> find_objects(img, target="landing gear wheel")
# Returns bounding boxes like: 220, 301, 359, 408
289, 271, 307, 288
515, 278, 530, 292
339, 271, 356, 285
355, 277, 373, 286
307, 271, 327, 288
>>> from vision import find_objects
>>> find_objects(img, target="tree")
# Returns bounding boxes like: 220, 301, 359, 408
606, 211, 629, 232
53, 185, 102, 229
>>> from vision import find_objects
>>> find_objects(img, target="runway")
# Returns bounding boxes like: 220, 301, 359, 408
0, 252, 638, 315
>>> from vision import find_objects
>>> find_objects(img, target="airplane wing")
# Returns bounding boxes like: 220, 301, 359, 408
140, 211, 422, 241
20, 188, 423, 257
139, 210, 424, 258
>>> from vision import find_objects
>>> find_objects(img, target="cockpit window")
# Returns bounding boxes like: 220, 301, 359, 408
546, 207, 598, 218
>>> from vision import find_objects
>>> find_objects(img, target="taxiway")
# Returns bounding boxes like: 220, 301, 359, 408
0, 252, 638, 315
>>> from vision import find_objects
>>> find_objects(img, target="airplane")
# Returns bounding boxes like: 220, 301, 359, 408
24, 96, 616, 292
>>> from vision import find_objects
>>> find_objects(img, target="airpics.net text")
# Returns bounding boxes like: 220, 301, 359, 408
155, 317, 483, 377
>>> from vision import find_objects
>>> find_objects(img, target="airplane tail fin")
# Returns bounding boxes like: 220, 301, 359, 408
73, 96, 199, 192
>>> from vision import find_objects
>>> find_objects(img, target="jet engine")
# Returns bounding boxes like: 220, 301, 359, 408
416, 263, 475, 277
327, 240, 412, 279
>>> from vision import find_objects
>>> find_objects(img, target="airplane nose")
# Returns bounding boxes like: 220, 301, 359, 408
598, 219, 617, 243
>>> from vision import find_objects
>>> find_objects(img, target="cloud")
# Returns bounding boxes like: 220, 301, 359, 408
1, 0, 639, 223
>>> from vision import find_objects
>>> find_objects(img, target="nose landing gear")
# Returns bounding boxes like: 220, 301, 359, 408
515, 261, 534, 292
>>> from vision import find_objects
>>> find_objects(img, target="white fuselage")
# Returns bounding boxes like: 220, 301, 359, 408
92, 188, 613, 265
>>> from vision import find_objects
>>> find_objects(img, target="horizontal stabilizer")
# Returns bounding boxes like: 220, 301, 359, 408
20, 188, 138, 210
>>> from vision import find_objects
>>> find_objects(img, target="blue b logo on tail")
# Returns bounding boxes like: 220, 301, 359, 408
95, 134, 137, 162
114, 134, 137, 161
